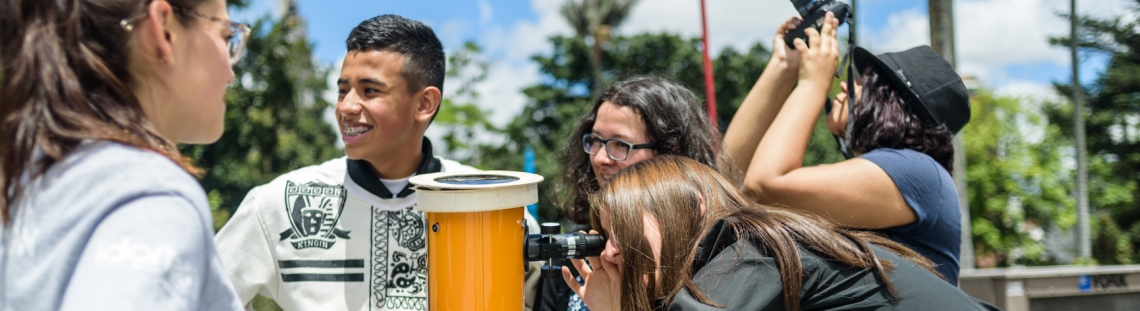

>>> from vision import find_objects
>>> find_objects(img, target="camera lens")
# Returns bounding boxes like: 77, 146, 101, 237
524, 232, 607, 261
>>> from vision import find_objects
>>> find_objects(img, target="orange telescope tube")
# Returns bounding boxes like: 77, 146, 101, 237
410, 171, 544, 311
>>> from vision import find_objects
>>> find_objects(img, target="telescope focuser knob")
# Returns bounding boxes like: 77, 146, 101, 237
540, 222, 561, 235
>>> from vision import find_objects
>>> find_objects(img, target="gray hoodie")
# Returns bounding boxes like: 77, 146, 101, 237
0, 142, 242, 311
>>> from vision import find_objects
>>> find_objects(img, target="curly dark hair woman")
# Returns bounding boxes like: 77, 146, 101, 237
538, 76, 738, 311
560, 76, 733, 225
722, 13, 971, 286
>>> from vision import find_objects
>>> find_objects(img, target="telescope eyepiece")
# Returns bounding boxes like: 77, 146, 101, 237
525, 231, 606, 261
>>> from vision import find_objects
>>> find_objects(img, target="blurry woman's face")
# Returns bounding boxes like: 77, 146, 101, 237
826, 81, 862, 137
590, 101, 656, 185
599, 208, 663, 281
168, 0, 235, 144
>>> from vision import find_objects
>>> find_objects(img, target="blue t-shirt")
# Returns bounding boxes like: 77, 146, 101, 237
860, 148, 961, 285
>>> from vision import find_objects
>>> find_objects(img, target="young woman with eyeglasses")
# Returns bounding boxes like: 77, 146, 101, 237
0, 0, 248, 309
534, 76, 737, 311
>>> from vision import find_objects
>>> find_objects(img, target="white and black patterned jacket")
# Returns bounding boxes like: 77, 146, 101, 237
216, 138, 539, 311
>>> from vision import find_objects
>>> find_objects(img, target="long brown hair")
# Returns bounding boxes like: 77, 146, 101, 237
562, 76, 736, 225
0, 0, 208, 224
591, 155, 941, 311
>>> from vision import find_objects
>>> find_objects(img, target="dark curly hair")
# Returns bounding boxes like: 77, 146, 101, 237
560, 76, 734, 224
850, 67, 955, 171
346, 14, 445, 97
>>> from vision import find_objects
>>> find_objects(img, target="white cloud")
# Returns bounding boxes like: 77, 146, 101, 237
434, 20, 472, 50
465, 0, 572, 128
858, 0, 1130, 102
862, 0, 1130, 77
622, 0, 799, 52
863, 8, 930, 54
480, 0, 494, 25
957, 0, 1070, 78
993, 80, 1063, 144
478, 62, 544, 126
994, 80, 1061, 103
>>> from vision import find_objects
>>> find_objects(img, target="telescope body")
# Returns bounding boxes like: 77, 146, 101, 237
410, 171, 543, 311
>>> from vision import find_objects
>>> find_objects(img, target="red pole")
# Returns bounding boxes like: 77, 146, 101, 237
699, 0, 719, 134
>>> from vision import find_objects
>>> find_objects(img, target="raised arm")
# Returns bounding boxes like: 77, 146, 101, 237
741, 13, 915, 230
722, 17, 803, 174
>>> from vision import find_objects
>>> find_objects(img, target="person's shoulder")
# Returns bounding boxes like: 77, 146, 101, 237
28, 142, 211, 229
57, 141, 202, 197
437, 156, 479, 173
236, 156, 347, 206
860, 148, 947, 177
260, 156, 348, 186
863, 148, 939, 165
270, 156, 346, 179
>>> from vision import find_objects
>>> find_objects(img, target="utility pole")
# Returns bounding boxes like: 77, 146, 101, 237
699, 0, 718, 132
277, 0, 314, 107
928, 0, 974, 271
1071, 0, 1091, 259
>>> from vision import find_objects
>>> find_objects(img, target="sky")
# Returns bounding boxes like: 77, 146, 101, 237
231, 0, 1135, 131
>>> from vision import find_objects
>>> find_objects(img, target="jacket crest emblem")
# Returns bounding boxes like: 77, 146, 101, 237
279, 181, 350, 249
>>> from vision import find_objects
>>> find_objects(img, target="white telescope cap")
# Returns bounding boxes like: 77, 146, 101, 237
410, 171, 544, 213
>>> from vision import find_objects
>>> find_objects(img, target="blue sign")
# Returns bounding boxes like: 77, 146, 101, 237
1078, 274, 1092, 292
524, 145, 538, 219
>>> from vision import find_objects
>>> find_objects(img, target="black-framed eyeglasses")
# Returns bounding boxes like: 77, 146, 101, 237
582, 133, 655, 161
120, 6, 251, 65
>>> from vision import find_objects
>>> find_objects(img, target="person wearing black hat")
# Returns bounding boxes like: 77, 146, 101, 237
722, 12, 970, 285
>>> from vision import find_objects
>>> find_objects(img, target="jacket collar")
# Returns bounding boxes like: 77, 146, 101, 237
346, 137, 442, 199
691, 219, 738, 273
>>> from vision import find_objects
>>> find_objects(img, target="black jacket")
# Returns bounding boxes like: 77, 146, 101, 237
668, 220, 1001, 310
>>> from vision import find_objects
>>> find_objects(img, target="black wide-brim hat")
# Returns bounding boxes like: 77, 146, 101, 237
853, 45, 971, 135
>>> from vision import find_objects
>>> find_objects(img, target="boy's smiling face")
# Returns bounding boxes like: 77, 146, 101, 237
335, 50, 431, 165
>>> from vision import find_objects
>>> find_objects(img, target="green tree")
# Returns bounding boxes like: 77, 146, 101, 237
561, 0, 640, 90
1048, 1, 1140, 264
188, 7, 340, 232
471, 33, 842, 222
435, 41, 498, 167
964, 92, 1076, 267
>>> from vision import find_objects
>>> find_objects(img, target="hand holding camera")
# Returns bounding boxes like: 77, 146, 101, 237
771, 17, 805, 75
785, 0, 851, 49
795, 12, 840, 91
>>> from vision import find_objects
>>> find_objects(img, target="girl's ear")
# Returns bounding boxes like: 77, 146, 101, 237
698, 194, 706, 216
140, 0, 177, 64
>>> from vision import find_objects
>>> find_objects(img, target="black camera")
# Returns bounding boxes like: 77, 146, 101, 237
524, 222, 606, 278
785, 0, 851, 49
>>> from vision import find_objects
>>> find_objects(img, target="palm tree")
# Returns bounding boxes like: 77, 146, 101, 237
560, 0, 640, 90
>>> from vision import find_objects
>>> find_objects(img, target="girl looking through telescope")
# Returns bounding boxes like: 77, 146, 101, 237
563, 156, 998, 311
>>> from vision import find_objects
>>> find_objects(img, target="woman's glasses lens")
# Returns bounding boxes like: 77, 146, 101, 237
581, 134, 633, 161
228, 25, 250, 65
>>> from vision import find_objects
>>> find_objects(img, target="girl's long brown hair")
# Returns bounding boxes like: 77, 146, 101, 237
591, 155, 942, 311
0, 0, 207, 224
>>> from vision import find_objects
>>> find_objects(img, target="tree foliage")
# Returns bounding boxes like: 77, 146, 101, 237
450, 33, 843, 222
964, 92, 1076, 267
434, 41, 498, 167
1047, 0, 1140, 264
